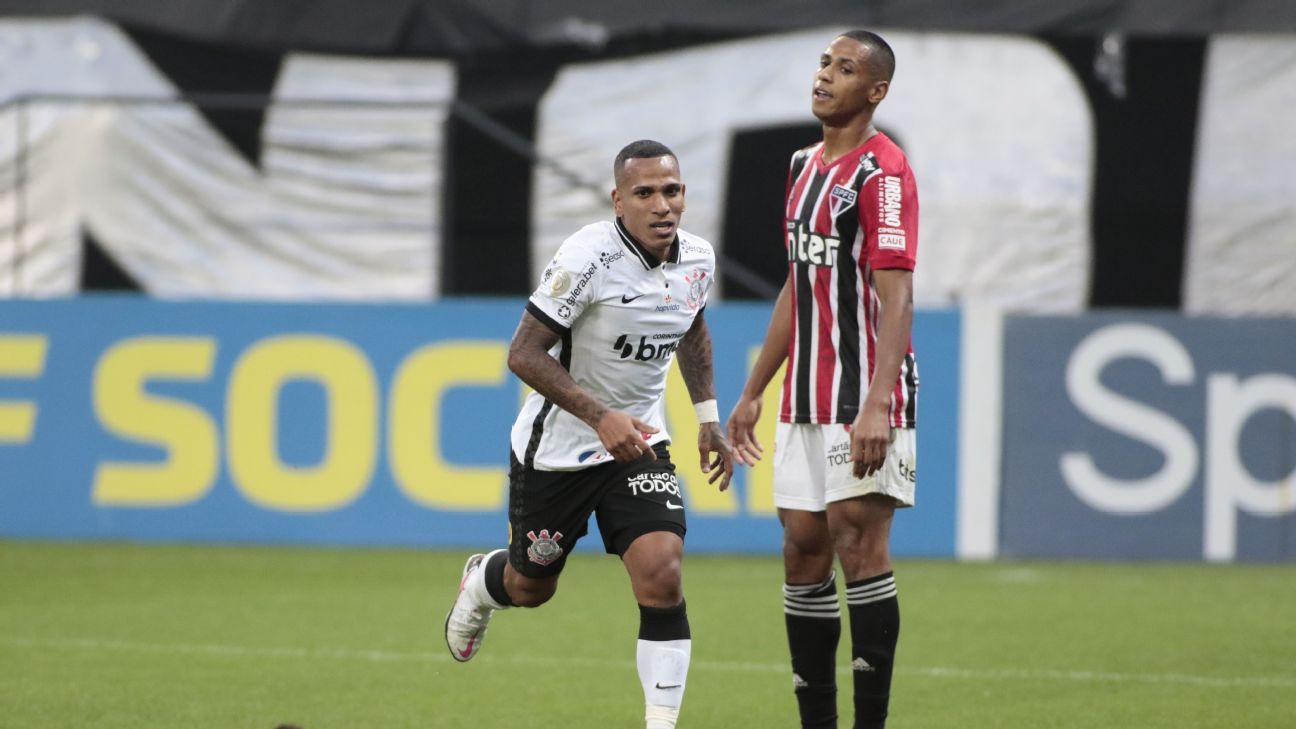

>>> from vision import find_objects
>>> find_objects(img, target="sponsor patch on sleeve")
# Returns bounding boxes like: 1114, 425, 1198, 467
548, 269, 572, 296
878, 233, 907, 251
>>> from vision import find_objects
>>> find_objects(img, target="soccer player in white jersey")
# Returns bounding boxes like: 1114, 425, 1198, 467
728, 31, 919, 729
444, 140, 734, 729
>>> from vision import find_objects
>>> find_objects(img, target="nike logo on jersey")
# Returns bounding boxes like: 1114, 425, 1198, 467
621, 293, 646, 303
665, 501, 684, 510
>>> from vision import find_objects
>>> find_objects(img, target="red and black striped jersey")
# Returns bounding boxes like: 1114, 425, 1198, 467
779, 132, 919, 427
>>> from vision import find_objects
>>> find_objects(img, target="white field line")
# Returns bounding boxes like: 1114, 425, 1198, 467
4, 635, 1294, 689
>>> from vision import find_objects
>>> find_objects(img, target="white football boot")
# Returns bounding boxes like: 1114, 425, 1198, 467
444, 553, 494, 662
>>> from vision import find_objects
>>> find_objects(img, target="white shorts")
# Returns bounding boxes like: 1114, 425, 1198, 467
773, 423, 916, 512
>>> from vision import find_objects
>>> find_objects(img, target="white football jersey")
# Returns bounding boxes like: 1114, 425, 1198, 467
510, 219, 716, 471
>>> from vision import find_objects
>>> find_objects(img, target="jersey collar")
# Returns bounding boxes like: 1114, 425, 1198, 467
615, 217, 680, 270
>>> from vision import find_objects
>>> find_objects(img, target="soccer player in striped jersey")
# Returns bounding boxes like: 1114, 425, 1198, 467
444, 140, 734, 729
727, 30, 918, 729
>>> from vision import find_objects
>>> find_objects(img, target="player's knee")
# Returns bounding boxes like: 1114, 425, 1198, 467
505, 573, 559, 608
637, 557, 683, 606
831, 526, 889, 573
783, 537, 834, 584
510, 582, 557, 608
783, 528, 833, 564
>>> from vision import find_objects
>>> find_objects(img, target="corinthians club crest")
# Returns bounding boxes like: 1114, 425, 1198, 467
526, 529, 564, 566
683, 269, 707, 311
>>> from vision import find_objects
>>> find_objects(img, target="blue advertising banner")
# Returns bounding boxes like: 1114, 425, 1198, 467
0, 297, 959, 556
999, 314, 1296, 562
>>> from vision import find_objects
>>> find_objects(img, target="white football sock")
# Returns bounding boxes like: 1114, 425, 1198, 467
637, 638, 690, 727
645, 704, 680, 729
464, 549, 509, 611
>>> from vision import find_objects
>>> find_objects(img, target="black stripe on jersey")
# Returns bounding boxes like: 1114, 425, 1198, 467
793, 265, 813, 423
791, 166, 830, 423
615, 217, 679, 269
788, 147, 812, 188
857, 151, 884, 188
526, 301, 569, 335
903, 352, 918, 426
833, 167, 866, 422
522, 307, 574, 469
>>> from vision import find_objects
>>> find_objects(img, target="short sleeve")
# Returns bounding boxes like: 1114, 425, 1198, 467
528, 241, 601, 332
861, 163, 919, 271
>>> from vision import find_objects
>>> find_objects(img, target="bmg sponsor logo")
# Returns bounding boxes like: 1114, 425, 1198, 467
613, 334, 679, 361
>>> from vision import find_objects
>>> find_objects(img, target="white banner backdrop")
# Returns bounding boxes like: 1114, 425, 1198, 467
0, 17, 452, 299
1186, 35, 1296, 315
531, 27, 1094, 312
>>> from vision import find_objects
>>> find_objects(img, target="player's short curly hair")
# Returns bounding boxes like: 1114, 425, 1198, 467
614, 140, 677, 184
839, 29, 895, 82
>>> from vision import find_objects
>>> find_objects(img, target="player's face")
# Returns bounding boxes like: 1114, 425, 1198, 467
611, 155, 686, 260
811, 36, 888, 123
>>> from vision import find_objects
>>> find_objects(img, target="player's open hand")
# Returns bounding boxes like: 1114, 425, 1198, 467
725, 394, 765, 466
697, 422, 734, 491
849, 406, 889, 479
597, 410, 658, 464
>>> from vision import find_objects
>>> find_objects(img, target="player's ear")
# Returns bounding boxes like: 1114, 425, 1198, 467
611, 187, 623, 216
869, 79, 889, 105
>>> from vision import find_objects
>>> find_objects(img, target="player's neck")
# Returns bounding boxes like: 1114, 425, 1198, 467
821, 119, 878, 165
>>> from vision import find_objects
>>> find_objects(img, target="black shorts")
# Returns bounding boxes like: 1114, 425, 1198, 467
507, 442, 687, 578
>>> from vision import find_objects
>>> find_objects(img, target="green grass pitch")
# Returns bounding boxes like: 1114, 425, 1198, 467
2, 541, 1294, 728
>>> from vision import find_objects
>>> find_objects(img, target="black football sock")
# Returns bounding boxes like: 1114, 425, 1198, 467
784, 572, 841, 729
845, 572, 900, 729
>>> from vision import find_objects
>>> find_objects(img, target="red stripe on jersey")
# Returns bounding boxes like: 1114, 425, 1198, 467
891, 363, 906, 426
814, 265, 836, 415
780, 283, 798, 422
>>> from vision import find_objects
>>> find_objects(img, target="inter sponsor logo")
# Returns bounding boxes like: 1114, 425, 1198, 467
787, 222, 840, 267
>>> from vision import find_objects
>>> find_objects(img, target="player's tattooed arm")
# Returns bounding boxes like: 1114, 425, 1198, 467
508, 311, 607, 425
679, 310, 734, 490
508, 310, 657, 462
677, 309, 717, 403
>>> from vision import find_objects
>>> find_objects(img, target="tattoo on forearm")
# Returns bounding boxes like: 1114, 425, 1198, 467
509, 315, 607, 427
677, 315, 716, 403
